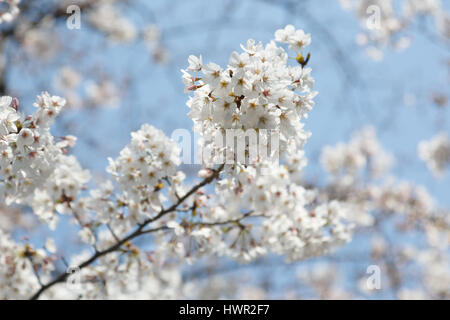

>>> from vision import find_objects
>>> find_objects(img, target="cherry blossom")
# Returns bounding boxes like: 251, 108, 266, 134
418, 133, 450, 177
0, 17, 448, 300
0, 0, 20, 24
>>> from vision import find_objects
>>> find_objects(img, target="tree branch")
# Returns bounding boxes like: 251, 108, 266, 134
29, 164, 224, 300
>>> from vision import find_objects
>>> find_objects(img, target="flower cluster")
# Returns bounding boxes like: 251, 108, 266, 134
274, 25, 312, 52
143, 24, 169, 63
0, 230, 55, 299
88, 2, 137, 42
0, 0, 20, 24
417, 249, 450, 299
368, 179, 435, 221
182, 24, 316, 167
105, 124, 182, 223
319, 127, 444, 229
0, 0, 448, 300
31, 154, 90, 229
297, 263, 352, 299
0, 94, 63, 203
165, 26, 353, 263
0, 93, 89, 229
418, 133, 450, 177
85, 80, 120, 108
41, 246, 184, 300
321, 126, 393, 185
198, 163, 353, 262
67, 124, 183, 249
340, 0, 449, 60
53, 66, 121, 110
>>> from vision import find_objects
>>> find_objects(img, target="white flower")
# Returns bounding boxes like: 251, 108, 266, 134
274, 24, 296, 43
187, 55, 203, 72
79, 227, 96, 245
45, 238, 57, 253
0, 96, 19, 135
275, 25, 311, 51
202, 62, 222, 87
16, 128, 34, 151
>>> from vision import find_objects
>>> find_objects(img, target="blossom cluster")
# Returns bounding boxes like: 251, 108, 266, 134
88, 2, 137, 42
160, 162, 353, 263
20, 18, 58, 61
321, 126, 393, 185
5, 23, 447, 300
418, 133, 450, 177
1, 94, 66, 204
0, 0, 447, 300
297, 263, 352, 299
41, 246, 184, 299
417, 248, 450, 298
143, 24, 169, 63
182, 24, 316, 167
0, 0, 20, 24
37, 26, 352, 279
104, 124, 182, 223
31, 154, 90, 229
0, 230, 54, 299
53, 66, 120, 110
340, 0, 449, 60
0, 93, 90, 230
317, 126, 449, 299
172, 26, 352, 262
368, 179, 435, 221
319, 127, 444, 229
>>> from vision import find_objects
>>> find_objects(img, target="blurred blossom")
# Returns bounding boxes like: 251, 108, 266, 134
85, 80, 120, 108
0, 0, 20, 24
88, 3, 137, 42
418, 133, 450, 177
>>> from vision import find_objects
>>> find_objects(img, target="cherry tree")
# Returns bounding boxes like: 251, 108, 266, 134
0, 0, 449, 300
